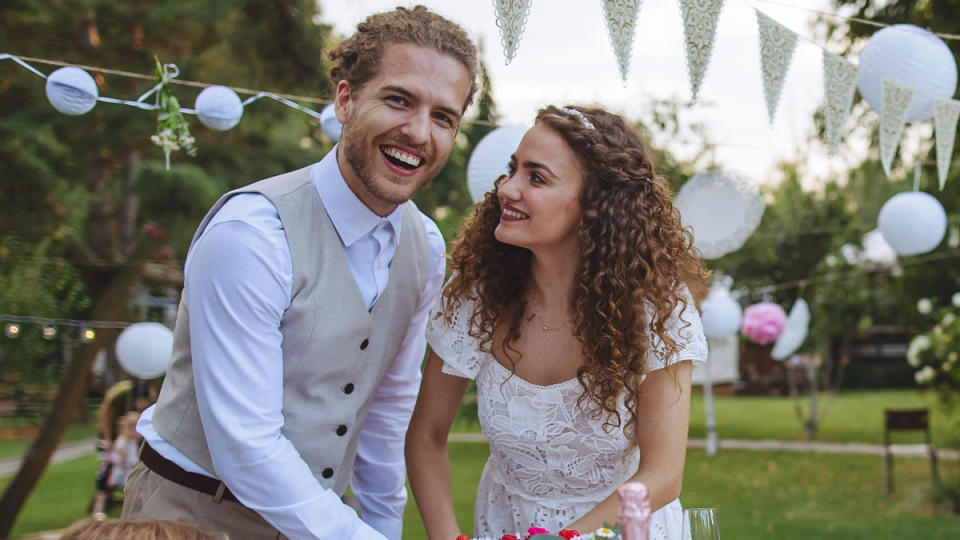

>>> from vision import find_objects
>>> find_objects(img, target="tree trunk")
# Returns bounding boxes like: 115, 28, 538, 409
0, 235, 161, 539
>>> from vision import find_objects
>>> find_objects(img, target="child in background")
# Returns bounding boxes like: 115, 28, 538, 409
91, 411, 141, 520
107, 411, 142, 490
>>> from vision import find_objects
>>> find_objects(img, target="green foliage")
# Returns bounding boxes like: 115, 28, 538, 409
0, 237, 89, 413
908, 296, 960, 410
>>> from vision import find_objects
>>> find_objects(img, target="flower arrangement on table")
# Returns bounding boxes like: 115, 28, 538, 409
908, 293, 960, 405
457, 525, 623, 540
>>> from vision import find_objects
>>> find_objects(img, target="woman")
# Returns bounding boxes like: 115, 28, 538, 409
405, 105, 710, 539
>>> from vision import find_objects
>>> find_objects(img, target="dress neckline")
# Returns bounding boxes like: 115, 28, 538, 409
487, 355, 582, 390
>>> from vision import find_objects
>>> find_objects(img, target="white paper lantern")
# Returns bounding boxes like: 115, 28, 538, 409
858, 24, 958, 123
320, 103, 342, 142
701, 283, 743, 340
195, 85, 243, 131
674, 170, 764, 259
771, 298, 810, 361
877, 191, 947, 256
115, 322, 174, 379
45, 66, 98, 115
466, 125, 528, 203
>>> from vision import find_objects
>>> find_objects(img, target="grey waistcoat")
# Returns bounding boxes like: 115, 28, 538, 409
151, 165, 429, 495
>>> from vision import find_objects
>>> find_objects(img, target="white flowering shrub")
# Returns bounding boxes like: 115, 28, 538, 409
907, 294, 960, 406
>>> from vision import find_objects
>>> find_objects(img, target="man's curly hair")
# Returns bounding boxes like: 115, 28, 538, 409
328, 5, 479, 111
443, 105, 711, 439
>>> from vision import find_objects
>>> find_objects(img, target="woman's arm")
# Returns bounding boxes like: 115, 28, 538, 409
566, 360, 693, 532
405, 349, 472, 540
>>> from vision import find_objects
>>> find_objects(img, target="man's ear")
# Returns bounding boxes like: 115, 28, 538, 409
334, 80, 351, 125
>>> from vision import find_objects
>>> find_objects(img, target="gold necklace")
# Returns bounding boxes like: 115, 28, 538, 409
526, 312, 567, 333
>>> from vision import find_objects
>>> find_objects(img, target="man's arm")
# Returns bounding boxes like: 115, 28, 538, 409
350, 217, 446, 540
185, 203, 385, 540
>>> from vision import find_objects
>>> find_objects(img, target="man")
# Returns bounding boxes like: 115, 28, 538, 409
121, 6, 478, 539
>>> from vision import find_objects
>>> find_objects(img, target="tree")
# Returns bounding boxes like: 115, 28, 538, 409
0, 1, 334, 534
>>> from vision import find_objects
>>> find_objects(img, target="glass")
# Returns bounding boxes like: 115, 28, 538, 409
682, 507, 720, 540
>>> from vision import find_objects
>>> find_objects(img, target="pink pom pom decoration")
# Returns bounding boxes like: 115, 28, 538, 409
741, 302, 788, 345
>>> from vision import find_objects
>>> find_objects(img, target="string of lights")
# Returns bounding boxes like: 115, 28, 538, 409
0, 315, 132, 342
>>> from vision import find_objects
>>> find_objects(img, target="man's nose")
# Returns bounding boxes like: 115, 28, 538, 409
400, 110, 431, 144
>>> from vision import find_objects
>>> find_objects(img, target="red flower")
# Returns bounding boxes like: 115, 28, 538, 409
557, 529, 580, 539
456, 536, 470, 540
502, 535, 519, 540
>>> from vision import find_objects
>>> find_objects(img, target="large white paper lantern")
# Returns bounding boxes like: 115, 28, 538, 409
674, 170, 764, 259
701, 280, 743, 340
858, 24, 958, 123
877, 191, 947, 256
771, 298, 810, 361
115, 322, 174, 379
320, 103, 342, 142
195, 85, 243, 131
466, 125, 527, 203
45, 66, 98, 115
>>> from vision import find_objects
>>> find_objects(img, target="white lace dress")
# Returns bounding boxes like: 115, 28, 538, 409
426, 294, 708, 540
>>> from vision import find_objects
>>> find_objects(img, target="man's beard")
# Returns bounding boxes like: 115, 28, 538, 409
340, 128, 436, 206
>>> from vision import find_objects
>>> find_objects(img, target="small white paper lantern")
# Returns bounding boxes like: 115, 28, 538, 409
320, 103, 342, 142
115, 322, 174, 379
701, 280, 743, 340
195, 85, 243, 131
674, 170, 764, 259
466, 125, 528, 203
45, 66, 98, 115
858, 24, 958, 123
877, 191, 947, 256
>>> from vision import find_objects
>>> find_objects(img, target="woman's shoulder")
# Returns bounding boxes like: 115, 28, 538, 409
426, 282, 490, 379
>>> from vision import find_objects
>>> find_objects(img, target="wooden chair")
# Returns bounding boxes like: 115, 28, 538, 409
883, 408, 938, 497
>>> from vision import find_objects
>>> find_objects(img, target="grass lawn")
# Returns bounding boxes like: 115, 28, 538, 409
2, 389, 959, 538
5, 445, 957, 539
689, 388, 959, 447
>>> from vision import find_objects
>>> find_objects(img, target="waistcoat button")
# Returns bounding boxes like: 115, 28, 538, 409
360, 338, 369, 350
336, 425, 348, 436
322, 468, 334, 479
343, 383, 354, 394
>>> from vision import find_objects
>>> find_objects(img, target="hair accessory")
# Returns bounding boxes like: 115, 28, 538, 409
562, 107, 595, 130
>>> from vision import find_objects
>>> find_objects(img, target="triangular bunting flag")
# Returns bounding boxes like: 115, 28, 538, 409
679, 0, 725, 104
602, 0, 643, 85
494, 0, 533, 65
756, 10, 798, 125
879, 79, 915, 177
934, 98, 960, 190
822, 51, 860, 155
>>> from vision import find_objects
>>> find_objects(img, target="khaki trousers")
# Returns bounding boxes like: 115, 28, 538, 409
121, 461, 287, 540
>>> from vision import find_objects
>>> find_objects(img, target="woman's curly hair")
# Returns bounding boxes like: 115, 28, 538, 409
443, 105, 710, 439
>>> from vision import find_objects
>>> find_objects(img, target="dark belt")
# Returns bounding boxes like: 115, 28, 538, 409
140, 442, 239, 503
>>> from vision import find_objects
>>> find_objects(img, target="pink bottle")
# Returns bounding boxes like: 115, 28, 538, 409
617, 482, 651, 540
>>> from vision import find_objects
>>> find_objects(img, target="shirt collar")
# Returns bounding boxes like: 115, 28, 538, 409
311, 145, 403, 247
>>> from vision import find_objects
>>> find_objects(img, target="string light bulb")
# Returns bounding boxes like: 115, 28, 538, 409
80, 327, 96, 343
41, 324, 57, 340
5, 323, 22, 338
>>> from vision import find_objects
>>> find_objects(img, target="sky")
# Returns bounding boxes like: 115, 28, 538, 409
320, 0, 848, 185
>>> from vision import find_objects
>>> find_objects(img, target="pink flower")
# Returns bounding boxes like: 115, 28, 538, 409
741, 302, 788, 345
527, 527, 550, 537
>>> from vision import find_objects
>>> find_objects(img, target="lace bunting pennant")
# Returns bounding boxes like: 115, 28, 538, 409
494, 0, 533, 65
822, 51, 860, 155
934, 98, 960, 190
879, 79, 915, 177
679, 0, 725, 104
602, 0, 643, 85
757, 10, 798, 125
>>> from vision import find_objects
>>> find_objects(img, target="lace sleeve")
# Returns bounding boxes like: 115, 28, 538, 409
646, 288, 709, 371
425, 290, 485, 380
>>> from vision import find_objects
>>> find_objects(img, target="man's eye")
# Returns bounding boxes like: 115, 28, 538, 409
386, 95, 406, 105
